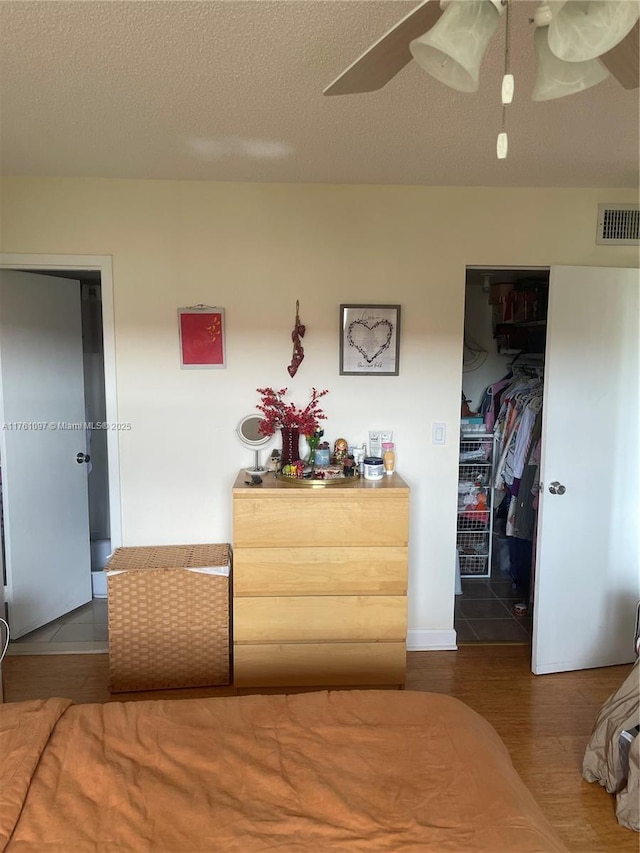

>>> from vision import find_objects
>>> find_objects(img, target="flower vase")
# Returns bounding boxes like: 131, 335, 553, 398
280, 427, 300, 468
305, 435, 320, 466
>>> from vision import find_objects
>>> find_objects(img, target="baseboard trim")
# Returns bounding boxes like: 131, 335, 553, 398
407, 629, 458, 651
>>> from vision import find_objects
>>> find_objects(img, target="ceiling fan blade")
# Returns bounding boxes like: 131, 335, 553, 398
599, 20, 639, 89
323, 0, 442, 96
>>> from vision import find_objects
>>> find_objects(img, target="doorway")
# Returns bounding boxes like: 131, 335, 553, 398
455, 263, 638, 675
455, 266, 549, 645
0, 254, 121, 653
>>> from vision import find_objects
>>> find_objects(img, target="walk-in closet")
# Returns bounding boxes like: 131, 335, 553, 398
456, 267, 549, 645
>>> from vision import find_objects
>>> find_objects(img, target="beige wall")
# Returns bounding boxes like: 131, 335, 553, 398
1, 177, 638, 646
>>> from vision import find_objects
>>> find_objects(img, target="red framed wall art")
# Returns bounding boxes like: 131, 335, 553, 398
178, 306, 226, 369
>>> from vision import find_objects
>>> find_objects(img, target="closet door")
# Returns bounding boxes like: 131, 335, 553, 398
532, 265, 639, 674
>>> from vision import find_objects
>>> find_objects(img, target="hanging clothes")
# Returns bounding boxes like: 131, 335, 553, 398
491, 369, 544, 605
479, 375, 512, 434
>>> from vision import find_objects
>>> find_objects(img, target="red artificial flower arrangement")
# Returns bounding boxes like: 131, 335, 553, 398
256, 387, 328, 437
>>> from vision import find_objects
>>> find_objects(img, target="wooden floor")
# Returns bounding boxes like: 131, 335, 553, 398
2, 646, 637, 852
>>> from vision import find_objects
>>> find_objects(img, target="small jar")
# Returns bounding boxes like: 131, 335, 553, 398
363, 456, 384, 481
382, 442, 395, 475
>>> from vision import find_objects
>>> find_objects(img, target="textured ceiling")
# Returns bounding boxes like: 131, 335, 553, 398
0, 0, 638, 187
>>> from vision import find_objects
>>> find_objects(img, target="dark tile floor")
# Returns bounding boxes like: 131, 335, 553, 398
455, 570, 531, 644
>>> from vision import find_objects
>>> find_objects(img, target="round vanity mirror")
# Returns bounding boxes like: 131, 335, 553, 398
237, 414, 270, 474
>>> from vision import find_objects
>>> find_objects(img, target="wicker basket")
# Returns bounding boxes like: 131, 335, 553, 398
106, 544, 231, 693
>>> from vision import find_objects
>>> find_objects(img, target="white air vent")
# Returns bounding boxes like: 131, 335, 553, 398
596, 203, 639, 245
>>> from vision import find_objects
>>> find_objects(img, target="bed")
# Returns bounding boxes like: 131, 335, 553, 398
0, 689, 567, 852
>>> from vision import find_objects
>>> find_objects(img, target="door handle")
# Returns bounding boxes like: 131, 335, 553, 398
76, 452, 91, 464
548, 481, 566, 495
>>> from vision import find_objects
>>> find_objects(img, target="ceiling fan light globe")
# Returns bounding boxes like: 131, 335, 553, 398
547, 0, 640, 63
409, 0, 501, 93
534, 3, 554, 28
532, 25, 610, 101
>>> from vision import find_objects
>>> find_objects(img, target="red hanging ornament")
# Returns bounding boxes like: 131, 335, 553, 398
287, 299, 305, 377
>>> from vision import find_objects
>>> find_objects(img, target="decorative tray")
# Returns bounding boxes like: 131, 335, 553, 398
275, 471, 361, 487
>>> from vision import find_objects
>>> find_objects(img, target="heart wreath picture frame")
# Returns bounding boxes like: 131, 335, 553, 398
339, 304, 401, 376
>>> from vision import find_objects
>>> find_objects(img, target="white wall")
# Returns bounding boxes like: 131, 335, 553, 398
1, 178, 637, 648
462, 282, 513, 412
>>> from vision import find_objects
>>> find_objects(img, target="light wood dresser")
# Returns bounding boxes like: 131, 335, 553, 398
232, 470, 409, 688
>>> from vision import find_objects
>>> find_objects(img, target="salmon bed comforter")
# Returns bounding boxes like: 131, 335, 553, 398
0, 689, 567, 852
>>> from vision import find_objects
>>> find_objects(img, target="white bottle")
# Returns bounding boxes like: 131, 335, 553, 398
369, 431, 381, 457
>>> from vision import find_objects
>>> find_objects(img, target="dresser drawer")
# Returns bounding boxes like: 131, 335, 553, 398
233, 493, 409, 548
234, 595, 406, 643
233, 547, 407, 596
234, 642, 406, 687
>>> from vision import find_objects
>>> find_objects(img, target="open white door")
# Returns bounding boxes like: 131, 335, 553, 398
532, 265, 639, 674
0, 271, 92, 638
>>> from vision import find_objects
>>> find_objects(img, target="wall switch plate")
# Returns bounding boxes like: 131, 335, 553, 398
432, 423, 446, 445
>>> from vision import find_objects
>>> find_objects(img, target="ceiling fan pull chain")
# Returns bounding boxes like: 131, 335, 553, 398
497, 0, 513, 160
